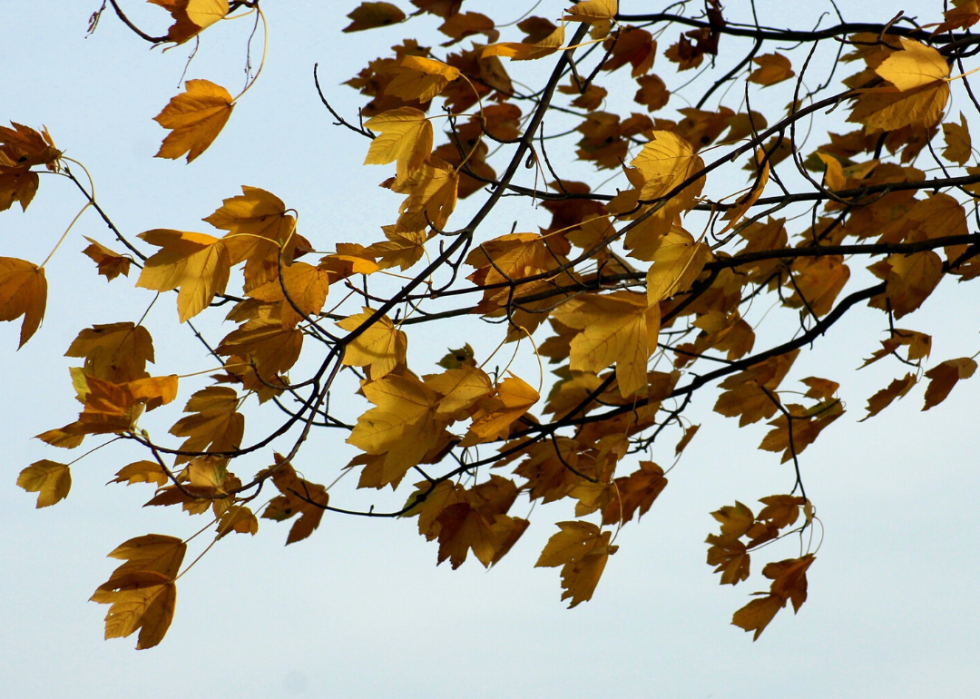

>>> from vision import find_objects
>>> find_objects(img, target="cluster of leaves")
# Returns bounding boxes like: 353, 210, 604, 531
6, 0, 980, 647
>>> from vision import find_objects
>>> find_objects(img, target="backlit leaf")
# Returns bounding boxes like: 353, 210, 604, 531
153, 80, 234, 163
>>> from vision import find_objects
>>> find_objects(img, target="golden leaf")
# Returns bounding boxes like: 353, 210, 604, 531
66, 322, 154, 384
136, 230, 231, 322
363, 107, 434, 183
149, 0, 229, 44
565, 0, 618, 23
169, 386, 245, 464
942, 112, 972, 165
0, 256, 46, 347
748, 52, 795, 86
153, 80, 234, 163
384, 56, 460, 103
82, 237, 131, 281
483, 24, 565, 61
17, 460, 71, 508
552, 291, 660, 398
337, 308, 408, 380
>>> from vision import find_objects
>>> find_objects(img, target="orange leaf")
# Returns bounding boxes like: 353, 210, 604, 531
731, 594, 784, 640
0, 256, 46, 347
861, 373, 917, 420
565, 0, 618, 23
153, 79, 234, 163
385, 56, 460, 103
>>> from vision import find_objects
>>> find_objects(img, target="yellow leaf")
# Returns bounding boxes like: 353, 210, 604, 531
0, 122, 60, 211
215, 308, 304, 388
365, 226, 429, 271
149, 0, 229, 44
126, 375, 179, 411
153, 79, 234, 163
65, 322, 154, 384
343, 1, 406, 32
347, 373, 445, 483
465, 375, 540, 440
0, 256, 46, 347
169, 386, 245, 464
110, 460, 169, 487
565, 0, 618, 23
923, 358, 977, 410
552, 291, 660, 398
815, 153, 846, 190
646, 228, 710, 303
96, 580, 177, 650
423, 365, 494, 416
267, 457, 328, 544
875, 38, 950, 91
363, 107, 434, 183
632, 131, 705, 203
483, 24, 565, 61
17, 460, 71, 507
391, 157, 458, 233
82, 237, 131, 281
337, 308, 408, 380
136, 230, 231, 322
748, 52, 795, 86
942, 112, 972, 165
385, 56, 460, 103
536, 521, 614, 608
98, 534, 186, 582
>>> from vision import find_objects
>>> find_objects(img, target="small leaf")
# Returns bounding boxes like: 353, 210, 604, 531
17, 460, 71, 507
153, 80, 234, 163
343, 1, 406, 32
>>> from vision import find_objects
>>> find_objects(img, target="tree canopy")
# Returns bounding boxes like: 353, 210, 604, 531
5, 0, 980, 650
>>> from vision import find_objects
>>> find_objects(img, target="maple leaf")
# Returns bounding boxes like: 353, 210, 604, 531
848, 39, 949, 132
90, 534, 185, 649
247, 262, 330, 329
82, 237, 131, 281
385, 56, 460, 103
337, 308, 407, 380
942, 112, 972, 165
552, 291, 660, 398
110, 461, 170, 487
565, 0, 618, 23
390, 157, 458, 233
17, 460, 71, 508
169, 386, 245, 464
922, 358, 977, 410
602, 461, 668, 525
215, 307, 304, 390
263, 457, 328, 544
343, 1, 406, 32
0, 122, 60, 211
136, 230, 231, 322
758, 401, 843, 463
148, 0, 229, 44
463, 375, 540, 442
365, 225, 429, 271
748, 52, 795, 85
731, 594, 784, 641
536, 521, 617, 608
347, 373, 446, 485
364, 107, 434, 183
66, 322, 154, 384
867, 251, 943, 319
645, 227, 710, 302
706, 535, 750, 585
153, 80, 234, 163
423, 365, 494, 417
0, 256, 47, 347
438, 12, 499, 47
634, 74, 670, 112
714, 351, 800, 426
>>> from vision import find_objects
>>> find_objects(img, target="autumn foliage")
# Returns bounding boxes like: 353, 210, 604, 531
7, 0, 980, 648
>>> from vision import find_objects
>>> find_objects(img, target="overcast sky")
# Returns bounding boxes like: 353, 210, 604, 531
2, 2, 978, 697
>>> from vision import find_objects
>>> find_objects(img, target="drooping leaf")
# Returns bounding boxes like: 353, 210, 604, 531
153, 80, 234, 163
0, 257, 46, 347
136, 230, 231, 322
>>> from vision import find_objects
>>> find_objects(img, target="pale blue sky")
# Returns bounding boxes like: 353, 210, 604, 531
2, 2, 978, 697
